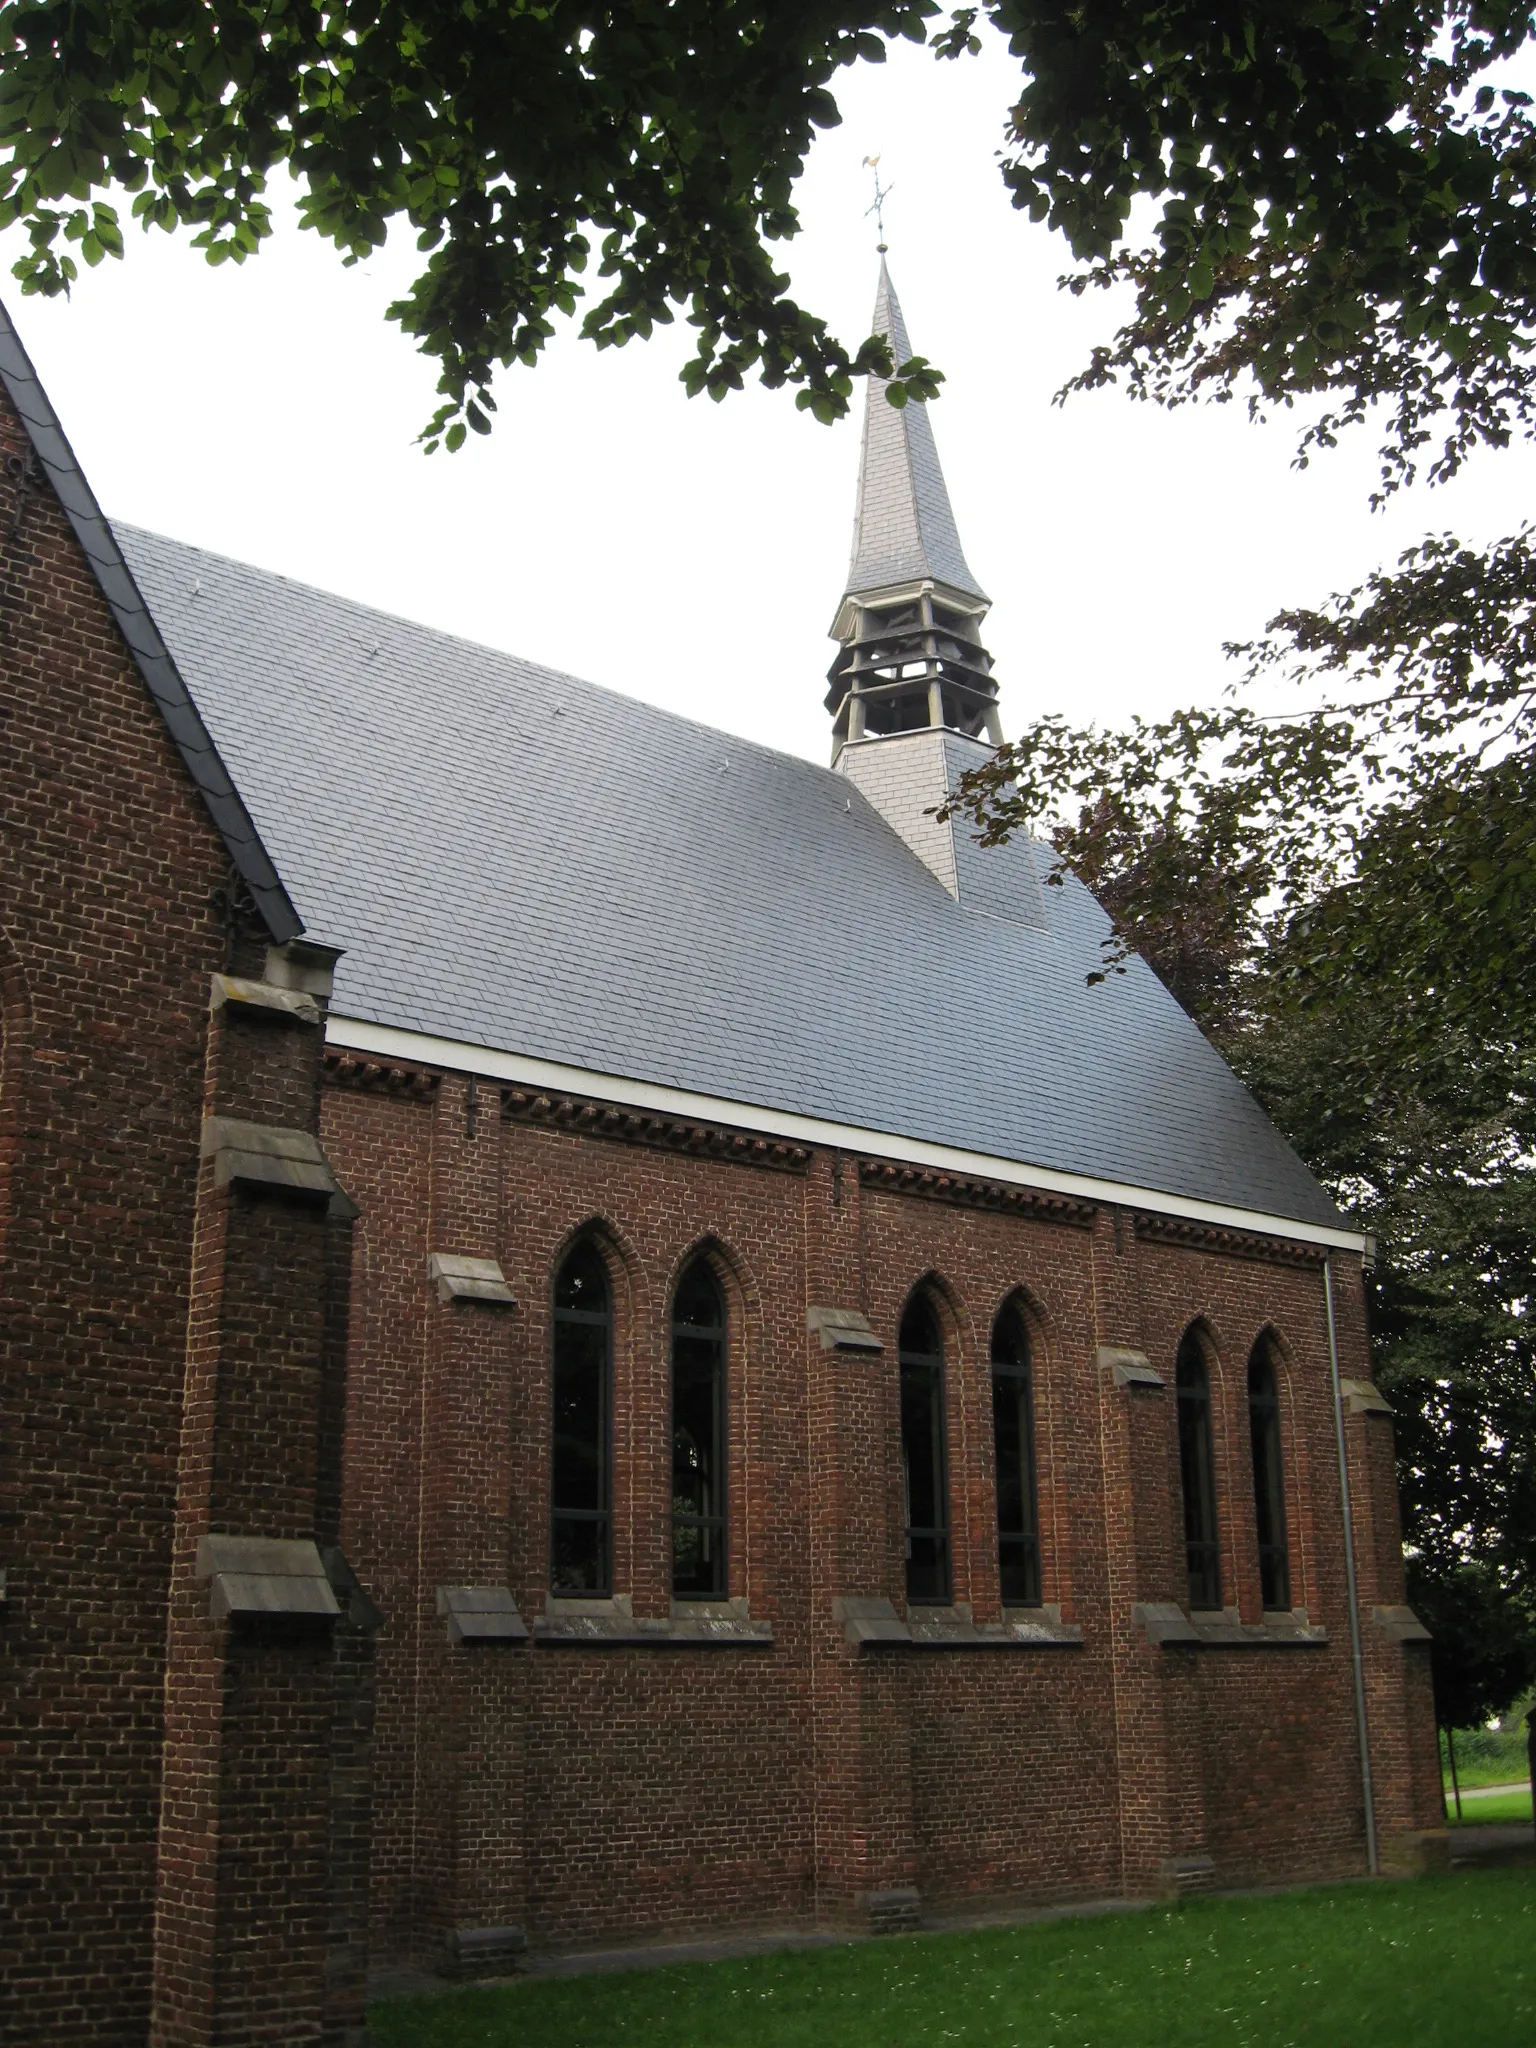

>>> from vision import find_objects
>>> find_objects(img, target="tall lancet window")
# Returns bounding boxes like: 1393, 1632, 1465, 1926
1176, 1331, 1223, 1612
1248, 1337, 1292, 1611
900, 1293, 951, 1605
991, 1300, 1042, 1607
671, 1258, 727, 1600
550, 1241, 612, 1596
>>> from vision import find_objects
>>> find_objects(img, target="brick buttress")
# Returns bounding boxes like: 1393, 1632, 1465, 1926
148, 956, 379, 2048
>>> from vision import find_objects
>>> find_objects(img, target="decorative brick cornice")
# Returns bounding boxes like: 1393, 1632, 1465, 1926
502, 1089, 811, 1173
856, 1159, 1096, 1227
1132, 1212, 1328, 1267
322, 1051, 440, 1099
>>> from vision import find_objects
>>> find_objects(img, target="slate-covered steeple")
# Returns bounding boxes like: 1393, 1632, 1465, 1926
825, 259, 1001, 765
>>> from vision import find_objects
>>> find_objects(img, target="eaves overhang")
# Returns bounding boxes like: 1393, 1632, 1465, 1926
326, 1014, 1371, 1256
0, 300, 302, 943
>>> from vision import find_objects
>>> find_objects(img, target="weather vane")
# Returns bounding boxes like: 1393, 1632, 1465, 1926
862, 155, 893, 252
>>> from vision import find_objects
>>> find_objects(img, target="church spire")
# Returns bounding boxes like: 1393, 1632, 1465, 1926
845, 260, 987, 605
825, 260, 1001, 763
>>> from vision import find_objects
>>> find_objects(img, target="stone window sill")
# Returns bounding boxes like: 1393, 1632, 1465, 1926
1134, 1601, 1328, 1648
438, 1584, 528, 1643
836, 1597, 1083, 1652
533, 1594, 772, 1648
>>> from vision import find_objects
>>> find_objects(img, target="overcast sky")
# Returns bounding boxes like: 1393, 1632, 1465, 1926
6, 34, 1534, 768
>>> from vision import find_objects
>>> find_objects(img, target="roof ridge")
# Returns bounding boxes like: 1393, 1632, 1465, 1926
113, 521, 864, 794
109, 520, 603, 697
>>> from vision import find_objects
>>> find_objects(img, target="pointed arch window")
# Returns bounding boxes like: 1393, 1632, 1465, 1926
672, 1258, 727, 1600
991, 1299, 1042, 1607
551, 1241, 612, 1596
1248, 1337, 1292, 1611
1176, 1331, 1222, 1612
900, 1293, 951, 1605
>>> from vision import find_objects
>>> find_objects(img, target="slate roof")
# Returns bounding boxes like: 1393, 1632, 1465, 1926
114, 522, 1342, 1229
844, 262, 989, 605
0, 301, 301, 941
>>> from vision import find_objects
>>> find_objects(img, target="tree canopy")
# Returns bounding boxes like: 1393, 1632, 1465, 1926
7, 1, 1536, 456
0, 0, 945, 446
1408, 1559, 1535, 1731
942, 539, 1536, 1613
947, 527, 1536, 1048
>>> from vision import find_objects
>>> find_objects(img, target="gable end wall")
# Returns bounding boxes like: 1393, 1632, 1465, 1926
0, 377, 241, 2041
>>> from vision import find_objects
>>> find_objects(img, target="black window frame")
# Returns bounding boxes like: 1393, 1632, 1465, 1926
1247, 1337, 1292, 1612
990, 1298, 1042, 1608
670, 1255, 728, 1601
1176, 1331, 1223, 1613
549, 1239, 614, 1598
899, 1292, 952, 1606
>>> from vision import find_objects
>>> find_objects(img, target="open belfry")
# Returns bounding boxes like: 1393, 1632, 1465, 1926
1, 262, 1445, 2046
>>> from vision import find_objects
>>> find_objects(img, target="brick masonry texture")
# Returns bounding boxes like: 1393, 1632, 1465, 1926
1, 378, 374, 2047
1, 361, 1442, 2044
322, 1068, 1445, 1965
0, 382, 234, 2043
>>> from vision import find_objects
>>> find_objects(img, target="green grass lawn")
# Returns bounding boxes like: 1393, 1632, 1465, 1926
1444, 1756, 1526, 1792
1447, 1787, 1533, 1826
1441, 1724, 1530, 1792
371, 1867, 1535, 2048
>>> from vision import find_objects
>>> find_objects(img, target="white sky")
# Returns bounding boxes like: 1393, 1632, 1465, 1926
6, 34, 1534, 766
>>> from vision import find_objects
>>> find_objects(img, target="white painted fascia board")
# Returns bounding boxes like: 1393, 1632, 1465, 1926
325, 1015, 1369, 1255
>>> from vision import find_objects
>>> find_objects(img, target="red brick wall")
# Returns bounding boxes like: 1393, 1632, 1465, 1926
1, 377, 376, 2048
321, 1075, 438, 1952
1196, 1651, 1362, 1882
325, 1068, 1438, 1958
0, 390, 234, 2043
148, 1100, 369, 2048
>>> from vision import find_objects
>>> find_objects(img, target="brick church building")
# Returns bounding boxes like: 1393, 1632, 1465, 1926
1, 264, 1444, 2046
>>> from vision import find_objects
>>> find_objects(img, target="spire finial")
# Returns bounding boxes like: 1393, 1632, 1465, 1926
861, 155, 892, 253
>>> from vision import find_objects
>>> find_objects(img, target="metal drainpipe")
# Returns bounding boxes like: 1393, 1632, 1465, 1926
1325, 1257, 1379, 1875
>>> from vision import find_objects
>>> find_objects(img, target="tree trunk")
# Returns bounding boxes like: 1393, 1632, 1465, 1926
1446, 1724, 1462, 1820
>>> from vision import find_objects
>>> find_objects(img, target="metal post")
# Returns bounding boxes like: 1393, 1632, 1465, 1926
1325, 1258, 1379, 1875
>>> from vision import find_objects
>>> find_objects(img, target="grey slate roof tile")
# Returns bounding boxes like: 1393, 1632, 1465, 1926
114, 522, 1341, 1230
845, 263, 988, 603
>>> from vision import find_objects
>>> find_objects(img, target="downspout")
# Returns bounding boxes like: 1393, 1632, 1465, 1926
1325, 1257, 1379, 1876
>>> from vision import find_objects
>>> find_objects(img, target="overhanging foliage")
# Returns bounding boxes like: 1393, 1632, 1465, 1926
8, 2, 1536, 458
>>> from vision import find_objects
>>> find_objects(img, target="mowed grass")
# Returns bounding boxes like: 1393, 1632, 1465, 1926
371, 1866, 1534, 2048
1448, 1787, 1533, 1826
1441, 1725, 1529, 1792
